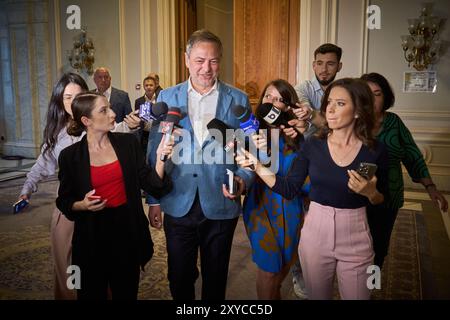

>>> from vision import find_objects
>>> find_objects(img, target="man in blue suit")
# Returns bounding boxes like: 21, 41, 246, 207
146, 29, 254, 300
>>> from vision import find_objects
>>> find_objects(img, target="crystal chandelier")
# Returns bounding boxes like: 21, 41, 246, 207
401, 2, 443, 71
68, 28, 95, 75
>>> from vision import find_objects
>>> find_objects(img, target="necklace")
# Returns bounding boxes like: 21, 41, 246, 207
328, 139, 361, 166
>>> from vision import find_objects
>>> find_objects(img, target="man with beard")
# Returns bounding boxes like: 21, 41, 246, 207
293, 43, 343, 128
289, 43, 343, 299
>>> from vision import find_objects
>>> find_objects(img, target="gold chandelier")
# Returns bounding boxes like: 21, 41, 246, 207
68, 28, 95, 75
401, 2, 443, 71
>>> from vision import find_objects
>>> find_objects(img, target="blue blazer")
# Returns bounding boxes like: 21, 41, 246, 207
146, 80, 255, 219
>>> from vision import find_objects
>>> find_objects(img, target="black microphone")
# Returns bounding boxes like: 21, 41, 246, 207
256, 103, 291, 127
151, 102, 169, 121
159, 107, 182, 161
207, 118, 238, 153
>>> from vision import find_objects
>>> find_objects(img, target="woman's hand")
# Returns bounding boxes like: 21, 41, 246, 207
72, 189, 107, 212
236, 148, 260, 172
124, 110, 141, 130
156, 134, 175, 163
148, 205, 163, 229
251, 133, 267, 150
155, 134, 175, 178
347, 170, 383, 204
426, 185, 449, 212
292, 103, 313, 121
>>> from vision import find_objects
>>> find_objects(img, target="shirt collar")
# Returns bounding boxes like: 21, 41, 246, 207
97, 86, 112, 97
187, 77, 218, 96
311, 77, 323, 93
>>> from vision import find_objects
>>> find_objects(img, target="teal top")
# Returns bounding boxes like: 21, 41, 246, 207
376, 112, 430, 210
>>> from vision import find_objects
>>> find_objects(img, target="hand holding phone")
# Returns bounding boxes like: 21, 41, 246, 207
13, 199, 29, 214
224, 169, 238, 195
87, 195, 102, 202
356, 162, 378, 180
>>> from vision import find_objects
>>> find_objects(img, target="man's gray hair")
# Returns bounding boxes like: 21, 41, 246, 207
186, 29, 223, 58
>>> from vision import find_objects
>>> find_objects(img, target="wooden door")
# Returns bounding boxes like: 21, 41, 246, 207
234, 0, 299, 108
176, 0, 197, 83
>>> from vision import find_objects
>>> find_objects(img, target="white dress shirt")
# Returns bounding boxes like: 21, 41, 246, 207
187, 78, 219, 146
97, 86, 112, 102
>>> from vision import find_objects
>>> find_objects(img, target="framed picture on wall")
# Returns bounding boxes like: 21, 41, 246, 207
403, 71, 437, 93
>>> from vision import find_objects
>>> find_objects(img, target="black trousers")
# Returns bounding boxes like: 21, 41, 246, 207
75, 205, 141, 300
366, 204, 399, 268
163, 193, 238, 301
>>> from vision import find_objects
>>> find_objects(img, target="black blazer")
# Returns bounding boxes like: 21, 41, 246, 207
56, 132, 172, 268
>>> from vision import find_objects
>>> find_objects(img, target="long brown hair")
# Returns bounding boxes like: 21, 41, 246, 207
42, 73, 88, 156
317, 78, 376, 149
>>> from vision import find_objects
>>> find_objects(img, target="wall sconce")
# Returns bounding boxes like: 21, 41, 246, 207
401, 2, 443, 71
67, 28, 95, 75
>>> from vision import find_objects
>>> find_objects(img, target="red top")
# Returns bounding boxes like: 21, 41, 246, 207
90, 160, 127, 208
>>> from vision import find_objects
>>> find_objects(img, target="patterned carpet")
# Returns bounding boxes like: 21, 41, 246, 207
0, 210, 428, 300
0, 224, 172, 300
371, 209, 424, 299
0, 177, 431, 299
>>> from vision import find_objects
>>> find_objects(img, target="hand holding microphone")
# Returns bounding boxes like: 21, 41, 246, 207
158, 107, 181, 162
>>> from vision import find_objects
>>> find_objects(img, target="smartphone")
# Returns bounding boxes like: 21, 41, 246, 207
88, 195, 102, 202
13, 199, 29, 214
224, 169, 237, 195
139, 101, 152, 122
356, 162, 378, 180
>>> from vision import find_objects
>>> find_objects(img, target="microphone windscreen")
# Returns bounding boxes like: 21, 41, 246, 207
207, 118, 231, 137
256, 103, 289, 127
165, 107, 182, 124
256, 103, 274, 119
232, 105, 251, 122
152, 102, 168, 117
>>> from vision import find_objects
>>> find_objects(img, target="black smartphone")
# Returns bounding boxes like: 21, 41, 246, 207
356, 162, 378, 180
13, 199, 29, 214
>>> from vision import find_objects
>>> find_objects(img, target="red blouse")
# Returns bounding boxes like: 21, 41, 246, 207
90, 160, 127, 208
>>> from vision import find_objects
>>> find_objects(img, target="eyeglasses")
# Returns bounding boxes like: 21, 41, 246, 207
264, 93, 285, 104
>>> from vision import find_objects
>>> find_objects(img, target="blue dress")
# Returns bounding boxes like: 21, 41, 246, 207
243, 137, 309, 273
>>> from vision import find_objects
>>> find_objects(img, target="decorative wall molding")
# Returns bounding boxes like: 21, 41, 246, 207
320, 0, 338, 44
204, 3, 232, 15
139, 0, 151, 83
52, 0, 62, 73
119, 0, 127, 91
394, 109, 450, 121
360, 0, 369, 74
26, 3, 40, 150
156, 0, 177, 88
298, 0, 311, 83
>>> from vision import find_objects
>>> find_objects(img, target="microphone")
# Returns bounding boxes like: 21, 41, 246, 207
139, 101, 168, 122
231, 105, 259, 135
207, 118, 238, 153
158, 107, 182, 161
256, 103, 291, 127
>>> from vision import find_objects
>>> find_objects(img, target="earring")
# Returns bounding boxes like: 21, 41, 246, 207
355, 115, 359, 118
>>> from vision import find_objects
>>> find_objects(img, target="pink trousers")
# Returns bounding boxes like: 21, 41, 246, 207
50, 207, 76, 300
299, 202, 374, 300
